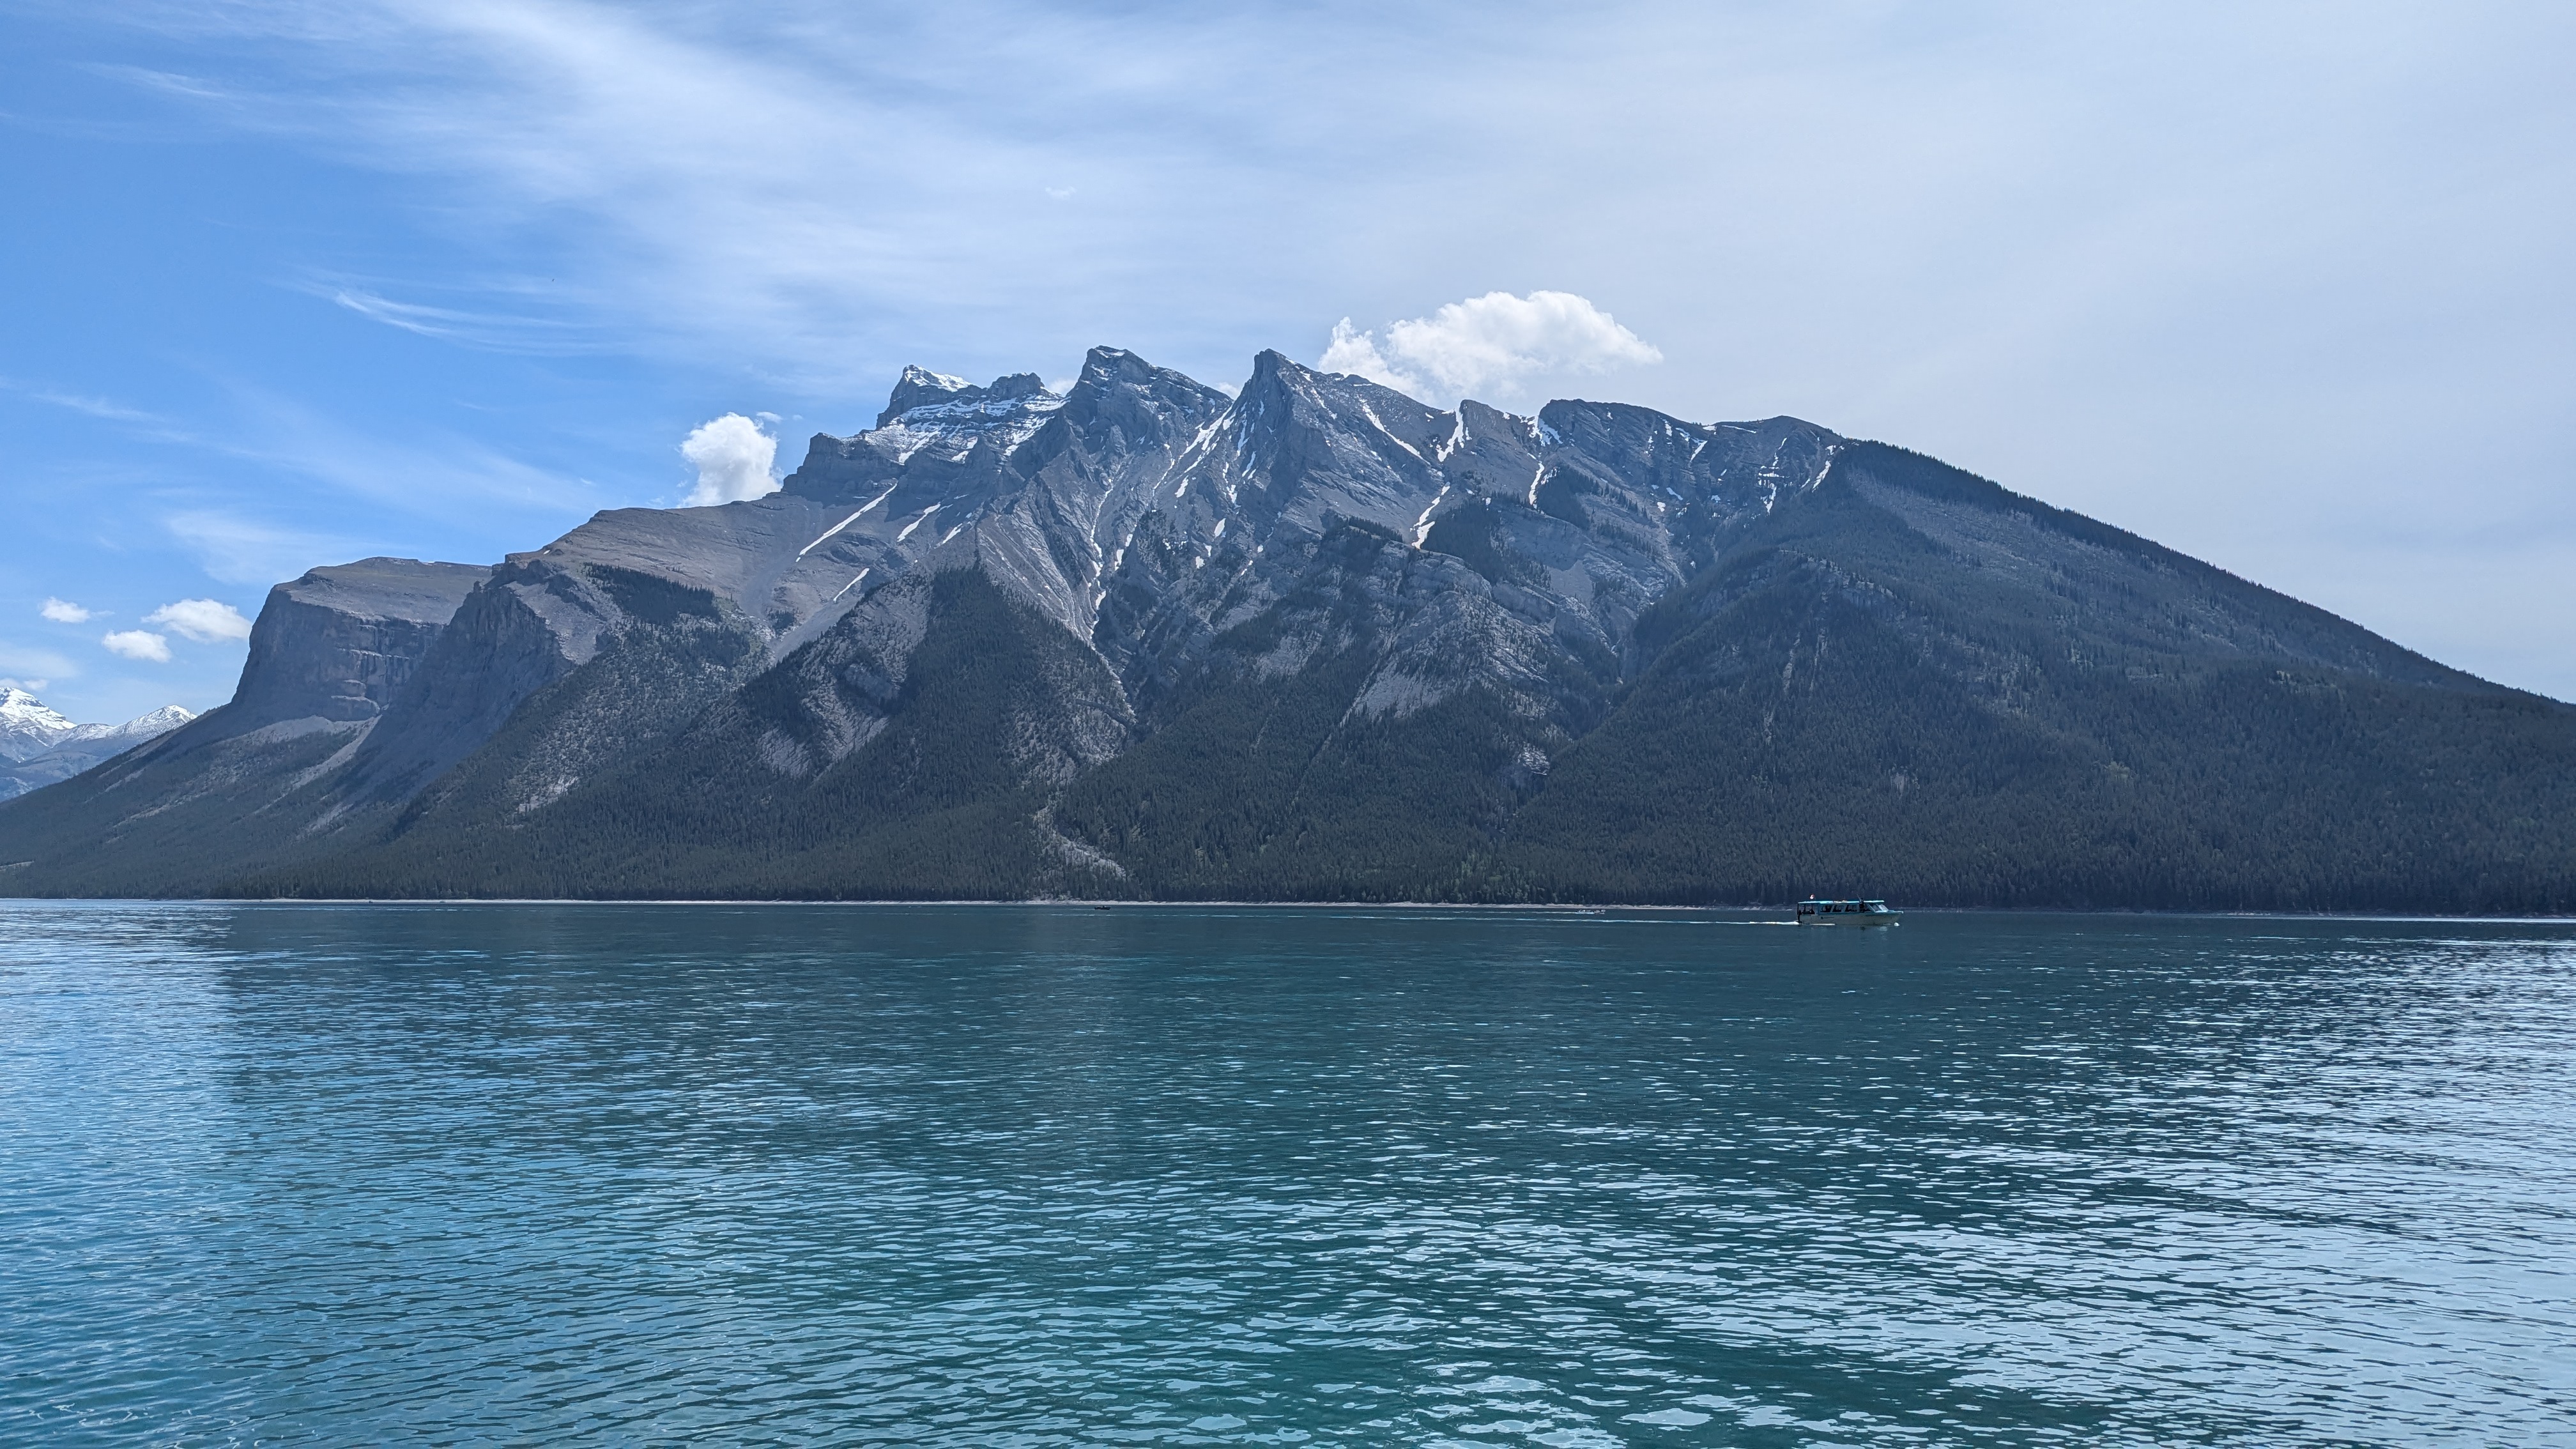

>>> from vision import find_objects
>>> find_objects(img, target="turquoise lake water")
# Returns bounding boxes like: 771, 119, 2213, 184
3, 903, 2572, 1445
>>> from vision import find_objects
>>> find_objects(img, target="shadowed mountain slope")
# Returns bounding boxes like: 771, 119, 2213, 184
4, 349, 2570, 910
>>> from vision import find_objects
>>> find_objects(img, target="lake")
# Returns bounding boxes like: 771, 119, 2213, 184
3, 903, 2571, 1445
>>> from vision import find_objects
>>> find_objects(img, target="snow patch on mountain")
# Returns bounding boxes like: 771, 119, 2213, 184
0, 691, 197, 799
0, 686, 77, 762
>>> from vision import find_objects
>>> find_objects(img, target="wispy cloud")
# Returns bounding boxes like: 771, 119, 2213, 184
13, 367, 586, 540
323, 285, 601, 354
185, 384, 599, 526
164, 510, 362, 587
0, 375, 170, 425
69, 1, 1405, 385
0, 643, 79, 682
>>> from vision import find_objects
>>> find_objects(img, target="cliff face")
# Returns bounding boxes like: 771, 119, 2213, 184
0, 558, 486, 890
224, 560, 493, 733
4, 348, 2573, 909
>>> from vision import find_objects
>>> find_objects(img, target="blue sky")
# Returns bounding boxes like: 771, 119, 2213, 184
4, 1, 2571, 723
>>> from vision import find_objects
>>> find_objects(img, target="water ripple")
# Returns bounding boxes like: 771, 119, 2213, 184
3, 905, 2572, 1444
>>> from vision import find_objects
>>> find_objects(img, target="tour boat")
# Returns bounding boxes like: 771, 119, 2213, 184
1796, 898, 1900, 928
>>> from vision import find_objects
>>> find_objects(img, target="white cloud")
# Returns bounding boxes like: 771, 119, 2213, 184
324, 286, 599, 355
41, 597, 93, 624
144, 599, 256, 643
102, 630, 172, 663
680, 413, 779, 506
1319, 291, 1662, 405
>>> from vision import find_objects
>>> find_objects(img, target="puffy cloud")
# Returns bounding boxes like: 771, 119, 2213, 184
40, 597, 92, 624
680, 413, 780, 506
102, 630, 172, 663
144, 599, 256, 643
1319, 291, 1662, 405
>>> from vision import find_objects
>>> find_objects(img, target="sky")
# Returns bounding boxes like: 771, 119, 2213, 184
2, 0, 2570, 723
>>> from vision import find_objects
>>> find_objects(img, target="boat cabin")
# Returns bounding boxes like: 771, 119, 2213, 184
1796, 898, 1896, 920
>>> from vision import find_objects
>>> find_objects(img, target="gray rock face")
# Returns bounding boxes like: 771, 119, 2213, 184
325, 553, 617, 806
224, 559, 492, 735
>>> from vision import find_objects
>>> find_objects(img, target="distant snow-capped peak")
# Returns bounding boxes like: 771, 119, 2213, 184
1, 687, 79, 760
115, 704, 197, 736
0, 689, 194, 763
59, 703, 197, 746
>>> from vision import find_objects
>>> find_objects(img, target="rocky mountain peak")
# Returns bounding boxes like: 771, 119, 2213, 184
0, 691, 195, 794
1238, 348, 1320, 410
1245, 348, 1446, 437
106, 704, 197, 737
875, 365, 969, 425
1, 687, 79, 762
1052, 346, 1231, 450
875, 367, 1061, 429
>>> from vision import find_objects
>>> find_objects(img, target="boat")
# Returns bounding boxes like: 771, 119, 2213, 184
1796, 898, 1900, 928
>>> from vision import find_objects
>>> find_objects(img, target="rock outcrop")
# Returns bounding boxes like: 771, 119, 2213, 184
222, 560, 492, 734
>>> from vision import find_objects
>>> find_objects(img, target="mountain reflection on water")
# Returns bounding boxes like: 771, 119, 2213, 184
3, 904, 2571, 1445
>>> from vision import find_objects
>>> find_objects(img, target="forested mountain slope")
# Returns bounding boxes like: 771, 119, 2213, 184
4, 348, 2570, 910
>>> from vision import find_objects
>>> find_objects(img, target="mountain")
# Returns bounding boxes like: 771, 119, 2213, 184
0, 687, 80, 763
4, 347, 2572, 909
0, 691, 194, 801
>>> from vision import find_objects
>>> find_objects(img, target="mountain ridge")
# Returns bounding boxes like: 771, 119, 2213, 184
0, 687, 195, 802
3, 345, 2569, 909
